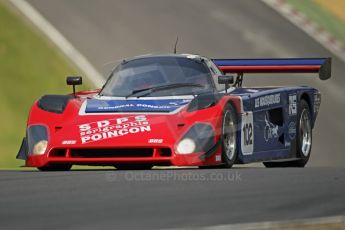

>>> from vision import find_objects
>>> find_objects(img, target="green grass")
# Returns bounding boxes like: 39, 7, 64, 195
0, 2, 90, 168
287, 0, 345, 44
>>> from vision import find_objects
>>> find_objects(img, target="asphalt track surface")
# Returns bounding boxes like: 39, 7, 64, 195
0, 168, 344, 229
2, 0, 345, 229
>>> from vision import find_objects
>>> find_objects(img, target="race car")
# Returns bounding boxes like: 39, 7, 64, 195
17, 54, 331, 171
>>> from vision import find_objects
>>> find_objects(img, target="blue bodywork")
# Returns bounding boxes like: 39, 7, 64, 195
211, 57, 328, 164
231, 86, 320, 163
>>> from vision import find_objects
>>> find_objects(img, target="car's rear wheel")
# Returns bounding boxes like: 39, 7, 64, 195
263, 99, 312, 168
221, 103, 238, 168
114, 164, 153, 170
37, 164, 72, 171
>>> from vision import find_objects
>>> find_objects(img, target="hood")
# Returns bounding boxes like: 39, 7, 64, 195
46, 97, 195, 148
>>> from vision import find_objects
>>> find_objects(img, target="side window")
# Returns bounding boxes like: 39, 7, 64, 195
204, 59, 225, 91
208, 60, 223, 75
209, 65, 218, 75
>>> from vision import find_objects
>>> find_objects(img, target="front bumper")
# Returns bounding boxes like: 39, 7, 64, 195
25, 145, 221, 167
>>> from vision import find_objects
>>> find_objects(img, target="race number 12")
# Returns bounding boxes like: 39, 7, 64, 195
241, 112, 254, 155
243, 123, 253, 146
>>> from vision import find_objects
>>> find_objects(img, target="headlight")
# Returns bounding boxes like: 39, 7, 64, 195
176, 138, 196, 154
32, 140, 48, 155
27, 125, 48, 155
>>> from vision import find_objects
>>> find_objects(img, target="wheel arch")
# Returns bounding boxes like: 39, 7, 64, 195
221, 96, 242, 115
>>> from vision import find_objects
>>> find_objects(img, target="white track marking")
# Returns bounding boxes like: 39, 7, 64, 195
262, 0, 345, 63
9, 0, 104, 87
166, 215, 345, 230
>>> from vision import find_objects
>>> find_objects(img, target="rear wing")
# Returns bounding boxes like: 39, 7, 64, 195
212, 58, 332, 81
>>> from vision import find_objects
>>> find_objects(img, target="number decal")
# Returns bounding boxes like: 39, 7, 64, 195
243, 123, 253, 146
241, 112, 254, 155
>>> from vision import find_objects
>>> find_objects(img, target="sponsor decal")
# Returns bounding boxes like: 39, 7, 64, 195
254, 93, 281, 108
288, 122, 296, 139
241, 112, 254, 155
79, 115, 151, 144
264, 113, 279, 142
148, 139, 163, 144
215, 155, 222, 162
62, 140, 77, 145
85, 99, 191, 113
288, 94, 297, 116
314, 92, 321, 114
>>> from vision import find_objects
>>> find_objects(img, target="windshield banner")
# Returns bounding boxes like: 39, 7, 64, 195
85, 99, 191, 113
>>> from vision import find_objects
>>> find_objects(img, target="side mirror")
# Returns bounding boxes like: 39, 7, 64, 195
67, 76, 82, 85
218, 75, 234, 84
218, 75, 234, 93
66, 76, 82, 96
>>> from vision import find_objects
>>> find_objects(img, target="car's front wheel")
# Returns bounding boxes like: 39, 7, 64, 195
221, 103, 238, 168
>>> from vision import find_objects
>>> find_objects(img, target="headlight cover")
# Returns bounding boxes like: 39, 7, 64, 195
176, 124, 215, 154
27, 125, 48, 155
187, 93, 222, 112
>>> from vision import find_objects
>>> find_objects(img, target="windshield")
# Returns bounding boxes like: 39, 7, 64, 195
100, 56, 214, 97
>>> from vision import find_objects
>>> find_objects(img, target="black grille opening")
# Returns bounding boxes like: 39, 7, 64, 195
49, 149, 66, 157
160, 148, 172, 157
70, 148, 154, 158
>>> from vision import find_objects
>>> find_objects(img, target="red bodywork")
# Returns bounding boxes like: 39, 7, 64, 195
25, 90, 242, 168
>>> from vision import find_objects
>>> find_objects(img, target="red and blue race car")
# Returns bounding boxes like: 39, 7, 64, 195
17, 54, 331, 170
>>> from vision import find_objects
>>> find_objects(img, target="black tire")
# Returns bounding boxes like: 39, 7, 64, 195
263, 99, 312, 168
221, 103, 238, 168
114, 164, 153, 170
198, 104, 238, 169
294, 99, 312, 166
37, 164, 72, 171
